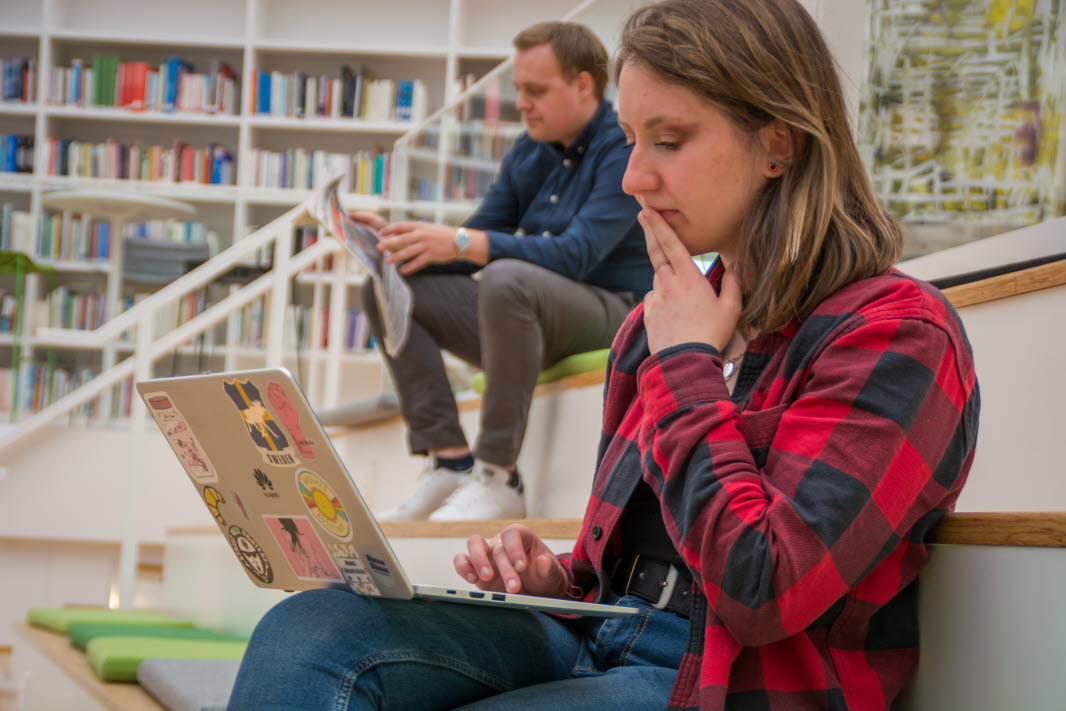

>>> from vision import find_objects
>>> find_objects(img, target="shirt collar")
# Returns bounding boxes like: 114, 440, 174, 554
548, 99, 612, 160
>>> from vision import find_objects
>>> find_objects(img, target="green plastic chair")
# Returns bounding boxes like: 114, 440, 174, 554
470, 349, 609, 395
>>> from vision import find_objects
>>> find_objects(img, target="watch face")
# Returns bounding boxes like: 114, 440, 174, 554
455, 230, 471, 249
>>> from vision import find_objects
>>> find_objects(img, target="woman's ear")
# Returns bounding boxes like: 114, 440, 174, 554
759, 120, 794, 178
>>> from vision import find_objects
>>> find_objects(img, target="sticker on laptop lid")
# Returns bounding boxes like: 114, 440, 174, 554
328, 544, 381, 596
253, 468, 280, 498
227, 525, 273, 584
267, 381, 316, 459
297, 469, 350, 541
229, 488, 253, 520
263, 515, 344, 582
203, 486, 226, 526
144, 391, 218, 483
223, 379, 299, 467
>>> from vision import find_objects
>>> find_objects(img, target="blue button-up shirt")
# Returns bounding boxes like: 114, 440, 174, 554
464, 100, 652, 298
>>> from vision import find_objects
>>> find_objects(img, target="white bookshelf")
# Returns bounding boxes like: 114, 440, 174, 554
0, 0, 635, 420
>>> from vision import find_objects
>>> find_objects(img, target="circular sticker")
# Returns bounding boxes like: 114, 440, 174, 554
297, 469, 351, 540
227, 525, 274, 583
203, 486, 225, 525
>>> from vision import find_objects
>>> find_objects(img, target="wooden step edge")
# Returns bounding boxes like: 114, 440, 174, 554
941, 257, 1066, 309
927, 512, 1066, 547
168, 513, 1066, 547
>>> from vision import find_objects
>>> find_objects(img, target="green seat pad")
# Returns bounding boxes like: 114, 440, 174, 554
68, 623, 245, 651
86, 637, 248, 682
26, 607, 192, 634
471, 349, 609, 394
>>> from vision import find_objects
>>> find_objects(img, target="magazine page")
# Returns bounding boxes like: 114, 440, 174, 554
308, 175, 412, 356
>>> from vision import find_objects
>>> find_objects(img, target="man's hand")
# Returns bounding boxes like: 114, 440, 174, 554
377, 221, 465, 275
349, 211, 388, 232
639, 208, 742, 354
454, 524, 571, 597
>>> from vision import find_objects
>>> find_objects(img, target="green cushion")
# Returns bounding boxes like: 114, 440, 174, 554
471, 349, 610, 394
86, 637, 248, 682
68, 623, 245, 651
26, 607, 192, 634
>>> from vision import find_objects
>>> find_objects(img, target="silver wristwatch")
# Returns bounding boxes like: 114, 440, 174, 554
453, 227, 471, 259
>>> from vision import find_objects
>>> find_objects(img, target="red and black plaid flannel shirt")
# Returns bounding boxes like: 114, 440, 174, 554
561, 264, 980, 710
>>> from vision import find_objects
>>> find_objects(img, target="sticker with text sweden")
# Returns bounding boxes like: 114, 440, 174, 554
223, 379, 298, 466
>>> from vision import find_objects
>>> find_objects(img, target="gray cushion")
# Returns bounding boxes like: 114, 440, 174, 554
136, 658, 241, 711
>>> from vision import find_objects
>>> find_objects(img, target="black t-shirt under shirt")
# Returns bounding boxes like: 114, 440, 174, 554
619, 480, 686, 568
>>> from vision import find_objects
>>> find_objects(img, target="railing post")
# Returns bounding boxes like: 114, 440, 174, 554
268, 226, 294, 367
115, 314, 153, 609
324, 256, 348, 409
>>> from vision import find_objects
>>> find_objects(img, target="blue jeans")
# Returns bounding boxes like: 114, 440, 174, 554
227, 589, 687, 710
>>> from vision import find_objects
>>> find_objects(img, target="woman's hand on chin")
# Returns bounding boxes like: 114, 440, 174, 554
639, 208, 742, 354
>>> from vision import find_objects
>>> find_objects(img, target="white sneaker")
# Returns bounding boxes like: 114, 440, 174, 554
428, 462, 526, 521
377, 462, 471, 522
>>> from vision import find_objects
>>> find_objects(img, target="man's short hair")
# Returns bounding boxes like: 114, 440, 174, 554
513, 22, 608, 100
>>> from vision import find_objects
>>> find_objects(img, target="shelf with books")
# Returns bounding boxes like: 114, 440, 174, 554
1, 199, 33, 251
46, 42, 243, 117
250, 51, 432, 125
0, 122, 35, 176
0, 0, 596, 425
43, 118, 238, 186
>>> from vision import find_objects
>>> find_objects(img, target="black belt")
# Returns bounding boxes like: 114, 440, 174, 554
611, 554, 692, 618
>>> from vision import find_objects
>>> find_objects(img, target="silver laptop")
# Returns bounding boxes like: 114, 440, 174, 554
136, 368, 637, 618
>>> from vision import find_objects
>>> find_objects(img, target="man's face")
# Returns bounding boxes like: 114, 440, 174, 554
512, 43, 592, 146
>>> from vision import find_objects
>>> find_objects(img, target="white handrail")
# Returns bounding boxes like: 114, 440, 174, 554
0, 198, 347, 462
34, 202, 315, 347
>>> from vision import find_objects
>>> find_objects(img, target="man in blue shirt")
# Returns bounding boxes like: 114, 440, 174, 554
359, 22, 651, 521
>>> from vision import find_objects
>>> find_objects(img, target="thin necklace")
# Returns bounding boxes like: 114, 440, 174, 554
722, 353, 743, 380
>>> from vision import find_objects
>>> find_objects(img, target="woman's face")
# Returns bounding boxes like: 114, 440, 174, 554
618, 61, 770, 262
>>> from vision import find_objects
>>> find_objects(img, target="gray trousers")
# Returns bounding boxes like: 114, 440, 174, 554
361, 259, 635, 468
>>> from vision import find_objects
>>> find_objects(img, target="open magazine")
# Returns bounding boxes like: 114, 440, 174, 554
308, 175, 412, 357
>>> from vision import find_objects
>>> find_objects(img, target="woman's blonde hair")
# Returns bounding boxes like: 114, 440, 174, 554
617, 0, 902, 334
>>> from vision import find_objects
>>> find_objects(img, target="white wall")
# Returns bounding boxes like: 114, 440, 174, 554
898, 217, 1066, 511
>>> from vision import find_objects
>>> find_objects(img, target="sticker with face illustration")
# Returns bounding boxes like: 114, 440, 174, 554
144, 391, 217, 483
263, 515, 343, 582
328, 543, 381, 596
297, 469, 350, 540
223, 379, 298, 467
227, 525, 273, 584
267, 381, 316, 459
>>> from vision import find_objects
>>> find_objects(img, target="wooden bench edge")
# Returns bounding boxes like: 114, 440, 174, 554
167, 512, 1066, 547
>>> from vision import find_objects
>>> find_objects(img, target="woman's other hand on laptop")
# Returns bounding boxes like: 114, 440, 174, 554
454, 524, 570, 598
